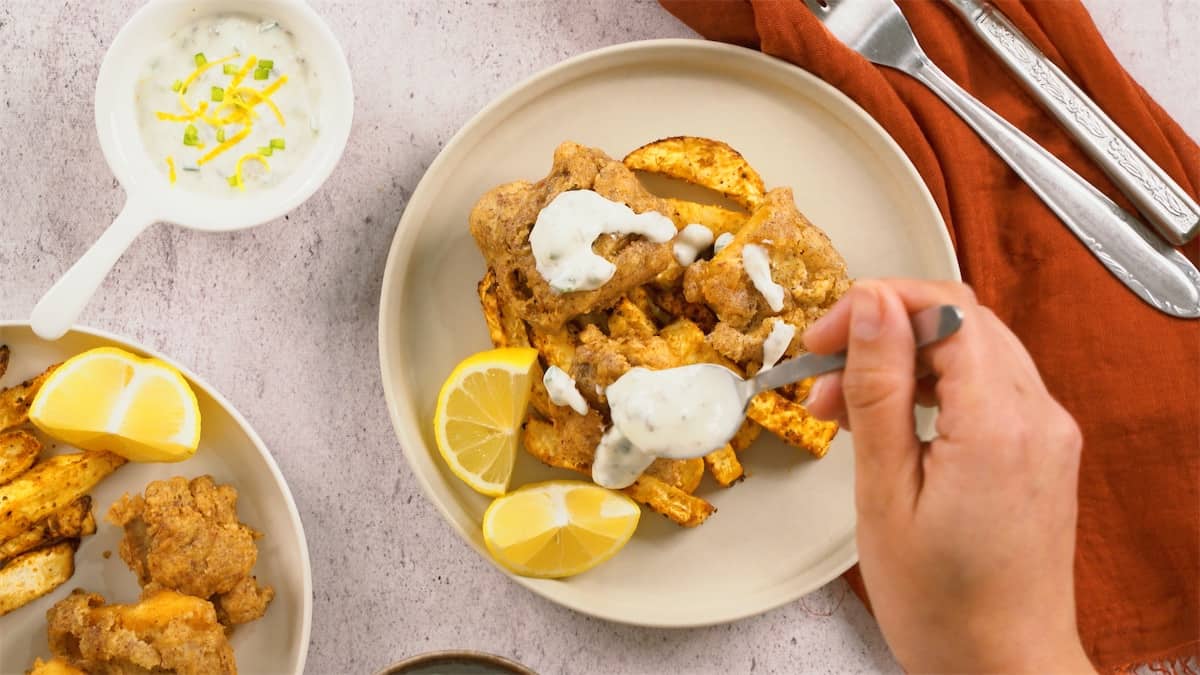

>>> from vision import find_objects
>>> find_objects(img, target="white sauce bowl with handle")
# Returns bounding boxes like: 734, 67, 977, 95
31, 0, 353, 340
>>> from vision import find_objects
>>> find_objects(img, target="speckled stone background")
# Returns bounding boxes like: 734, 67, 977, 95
0, 1, 1195, 673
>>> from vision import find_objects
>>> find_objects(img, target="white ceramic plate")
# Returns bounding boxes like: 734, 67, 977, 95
378, 39, 959, 627
0, 323, 311, 673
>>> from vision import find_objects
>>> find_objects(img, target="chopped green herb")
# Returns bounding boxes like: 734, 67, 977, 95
223, 63, 238, 75
258, 59, 274, 71
210, 86, 224, 102
194, 52, 207, 67
171, 79, 183, 92
253, 67, 270, 80
227, 175, 240, 187
182, 124, 199, 146
258, 146, 274, 157
269, 137, 286, 150
216, 128, 226, 143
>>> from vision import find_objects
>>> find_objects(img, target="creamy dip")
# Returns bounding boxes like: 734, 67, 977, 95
713, 232, 735, 254
672, 223, 714, 266
758, 320, 796, 374
743, 243, 785, 312
529, 190, 676, 293
543, 365, 588, 415
592, 365, 748, 489
136, 14, 320, 195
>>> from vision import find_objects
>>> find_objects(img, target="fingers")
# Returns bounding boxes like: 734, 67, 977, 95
838, 282, 922, 516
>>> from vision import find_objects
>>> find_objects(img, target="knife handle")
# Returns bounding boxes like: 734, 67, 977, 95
909, 57, 1200, 318
945, 0, 1200, 246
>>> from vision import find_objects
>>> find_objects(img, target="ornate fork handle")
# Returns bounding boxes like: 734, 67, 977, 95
946, 0, 1200, 246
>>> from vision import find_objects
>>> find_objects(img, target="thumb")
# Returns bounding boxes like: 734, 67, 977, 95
842, 282, 921, 518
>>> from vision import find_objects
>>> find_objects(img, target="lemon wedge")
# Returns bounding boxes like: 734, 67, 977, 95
433, 348, 538, 496
483, 480, 641, 578
29, 347, 201, 462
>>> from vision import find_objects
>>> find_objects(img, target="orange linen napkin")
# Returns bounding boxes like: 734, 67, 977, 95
659, 1, 1199, 672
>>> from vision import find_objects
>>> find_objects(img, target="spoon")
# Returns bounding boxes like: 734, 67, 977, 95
592, 304, 965, 488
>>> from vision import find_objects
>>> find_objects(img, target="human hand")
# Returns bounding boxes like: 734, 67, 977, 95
803, 279, 1093, 674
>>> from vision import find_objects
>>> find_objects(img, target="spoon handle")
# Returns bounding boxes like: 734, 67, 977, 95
749, 304, 965, 396
30, 199, 156, 340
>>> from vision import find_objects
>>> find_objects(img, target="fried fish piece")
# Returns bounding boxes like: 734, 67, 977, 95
623, 136, 766, 211
0, 428, 41, 486
47, 589, 237, 675
0, 452, 124, 542
27, 657, 86, 675
0, 496, 95, 565
0, 365, 57, 432
470, 142, 675, 332
107, 476, 274, 626
0, 541, 76, 616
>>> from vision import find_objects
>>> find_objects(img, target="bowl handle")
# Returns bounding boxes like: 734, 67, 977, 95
31, 198, 157, 340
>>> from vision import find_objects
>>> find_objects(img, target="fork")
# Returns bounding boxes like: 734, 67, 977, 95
801, 0, 1200, 319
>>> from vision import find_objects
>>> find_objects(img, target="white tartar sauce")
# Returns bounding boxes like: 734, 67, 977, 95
713, 232, 735, 254
743, 244, 785, 312
672, 223, 714, 266
758, 320, 796, 374
136, 14, 319, 195
591, 426, 656, 489
529, 190, 676, 293
543, 365, 589, 415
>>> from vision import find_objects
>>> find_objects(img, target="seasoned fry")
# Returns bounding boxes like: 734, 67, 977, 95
609, 297, 657, 340
0, 540, 76, 616
704, 446, 743, 487
747, 391, 838, 458
0, 497, 95, 565
0, 429, 41, 486
624, 136, 766, 211
644, 457, 704, 494
0, 344, 8, 380
528, 325, 576, 372
0, 365, 56, 432
662, 197, 748, 236
0, 452, 125, 542
730, 419, 762, 453
623, 475, 715, 528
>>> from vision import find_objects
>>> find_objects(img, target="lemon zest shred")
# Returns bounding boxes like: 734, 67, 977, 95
235, 88, 284, 126
180, 53, 239, 93
166, 156, 176, 184
232, 152, 270, 191
156, 100, 208, 122
229, 55, 259, 89
260, 74, 288, 97
198, 125, 251, 165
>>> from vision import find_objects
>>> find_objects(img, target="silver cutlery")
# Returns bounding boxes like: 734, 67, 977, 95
801, 0, 1200, 319
945, 0, 1200, 247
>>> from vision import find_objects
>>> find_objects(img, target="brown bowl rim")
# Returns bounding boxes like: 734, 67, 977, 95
372, 650, 537, 675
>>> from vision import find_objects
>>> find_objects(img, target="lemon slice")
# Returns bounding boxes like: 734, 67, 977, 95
433, 348, 539, 496
29, 347, 201, 462
483, 480, 641, 578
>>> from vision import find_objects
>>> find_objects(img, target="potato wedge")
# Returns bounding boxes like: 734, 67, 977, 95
0, 540, 76, 616
662, 197, 749, 236
704, 446, 743, 487
747, 391, 838, 458
0, 496, 95, 565
624, 136, 766, 211
623, 475, 715, 528
0, 429, 41, 486
0, 452, 124, 542
0, 365, 56, 432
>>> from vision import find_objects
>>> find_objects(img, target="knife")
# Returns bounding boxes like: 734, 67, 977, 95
945, 0, 1200, 247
